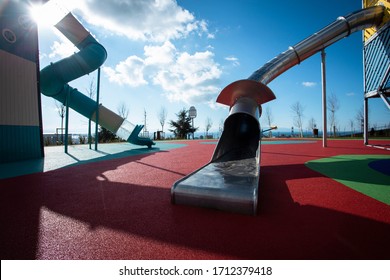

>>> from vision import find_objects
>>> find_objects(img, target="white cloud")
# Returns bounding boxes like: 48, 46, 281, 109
144, 41, 176, 66
104, 42, 222, 104
62, 0, 220, 104
73, 0, 211, 42
302, 81, 317, 87
103, 56, 147, 87
346, 92, 355, 96
153, 50, 222, 103
48, 40, 77, 59
225, 56, 239, 66
175, 51, 221, 86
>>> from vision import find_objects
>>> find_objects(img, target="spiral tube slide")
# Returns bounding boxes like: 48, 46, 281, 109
40, 13, 154, 148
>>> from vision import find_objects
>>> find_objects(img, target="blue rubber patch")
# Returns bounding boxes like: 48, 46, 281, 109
368, 159, 390, 176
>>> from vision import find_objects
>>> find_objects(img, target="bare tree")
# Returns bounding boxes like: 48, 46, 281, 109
86, 78, 96, 145
328, 93, 339, 137
86, 77, 96, 99
348, 119, 354, 137
356, 105, 364, 133
158, 106, 168, 132
290, 101, 305, 137
55, 101, 65, 144
143, 108, 148, 134
307, 117, 317, 137
264, 106, 274, 137
307, 117, 316, 130
117, 102, 129, 119
219, 118, 224, 138
205, 117, 213, 138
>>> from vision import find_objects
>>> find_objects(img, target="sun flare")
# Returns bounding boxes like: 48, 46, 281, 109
30, 0, 68, 27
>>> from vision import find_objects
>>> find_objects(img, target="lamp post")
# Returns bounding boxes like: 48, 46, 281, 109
189, 106, 197, 140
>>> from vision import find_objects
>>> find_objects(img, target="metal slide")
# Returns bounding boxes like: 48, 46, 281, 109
40, 13, 154, 148
171, 5, 386, 215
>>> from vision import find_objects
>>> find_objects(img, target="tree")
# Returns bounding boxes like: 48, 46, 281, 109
264, 106, 274, 137
290, 101, 305, 137
349, 119, 355, 137
328, 93, 339, 137
169, 108, 198, 139
98, 126, 117, 143
86, 77, 96, 100
307, 117, 317, 137
158, 106, 167, 132
86, 78, 96, 146
307, 117, 316, 130
143, 109, 149, 134
205, 117, 213, 138
117, 101, 129, 119
219, 118, 224, 137
356, 106, 364, 133
55, 101, 65, 144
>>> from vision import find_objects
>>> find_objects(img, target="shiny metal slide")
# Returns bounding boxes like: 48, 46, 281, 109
171, 6, 385, 215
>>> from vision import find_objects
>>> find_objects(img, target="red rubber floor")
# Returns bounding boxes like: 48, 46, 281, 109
0, 139, 389, 259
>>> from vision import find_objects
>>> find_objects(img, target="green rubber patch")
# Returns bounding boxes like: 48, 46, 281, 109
305, 155, 390, 205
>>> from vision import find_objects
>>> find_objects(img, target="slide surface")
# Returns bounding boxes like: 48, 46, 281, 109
171, 112, 261, 215
172, 85, 272, 215
40, 12, 154, 148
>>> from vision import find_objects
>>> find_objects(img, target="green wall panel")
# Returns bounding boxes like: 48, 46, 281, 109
0, 125, 43, 163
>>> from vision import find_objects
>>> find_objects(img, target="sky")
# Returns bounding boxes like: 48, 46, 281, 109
31, 0, 389, 137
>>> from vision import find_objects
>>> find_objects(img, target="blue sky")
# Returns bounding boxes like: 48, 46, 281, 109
32, 0, 389, 136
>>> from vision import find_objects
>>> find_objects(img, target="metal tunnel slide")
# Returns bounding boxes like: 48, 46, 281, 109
40, 13, 154, 148
171, 5, 386, 215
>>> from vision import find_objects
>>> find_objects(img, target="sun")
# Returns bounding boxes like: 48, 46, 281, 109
30, 0, 68, 27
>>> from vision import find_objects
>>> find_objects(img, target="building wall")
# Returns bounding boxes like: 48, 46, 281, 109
0, 1, 43, 163
364, 23, 390, 95
363, 0, 390, 97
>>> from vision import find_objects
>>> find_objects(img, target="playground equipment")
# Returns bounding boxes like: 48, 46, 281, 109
40, 12, 154, 148
171, 5, 388, 215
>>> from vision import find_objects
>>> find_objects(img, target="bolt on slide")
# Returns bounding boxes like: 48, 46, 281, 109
40, 12, 154, 148
171, 5, 386, 215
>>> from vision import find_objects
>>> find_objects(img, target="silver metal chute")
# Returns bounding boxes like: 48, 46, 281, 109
171, 81, 275, 215
249, 5, 385, 85
171, 6, 386, 215
171, 96, 263, 215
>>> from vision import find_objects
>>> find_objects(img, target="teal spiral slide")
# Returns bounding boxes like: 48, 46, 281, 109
40, 12, 154, 148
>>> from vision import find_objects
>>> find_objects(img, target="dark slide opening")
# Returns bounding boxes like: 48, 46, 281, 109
212, 113, 260, 162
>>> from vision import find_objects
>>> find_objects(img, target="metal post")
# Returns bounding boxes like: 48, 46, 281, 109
188, 106, 197, 140
88, 119, 91, 149
192, 119, 194, 139
94, 68, 101, 151
321, 49, 327, 147
64, 89, 70, 153
364, 97, 368, 145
